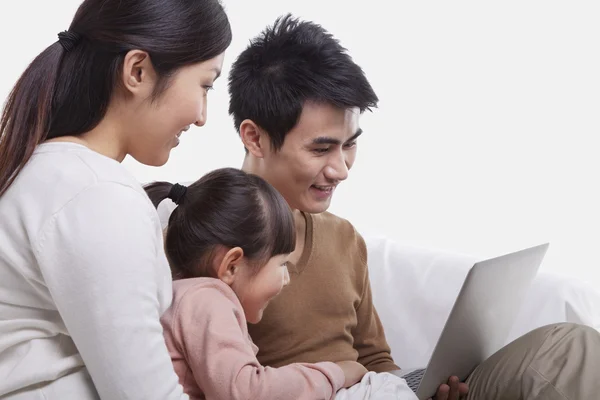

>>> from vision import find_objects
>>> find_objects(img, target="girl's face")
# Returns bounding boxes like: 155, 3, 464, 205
232, 254, 291, 324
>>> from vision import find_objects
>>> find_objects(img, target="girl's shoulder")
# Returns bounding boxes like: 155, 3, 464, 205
172, 278, 243, 313
166, 278, 248, 334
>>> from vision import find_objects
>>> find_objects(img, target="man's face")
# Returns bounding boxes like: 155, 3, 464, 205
260, 102, 361, 213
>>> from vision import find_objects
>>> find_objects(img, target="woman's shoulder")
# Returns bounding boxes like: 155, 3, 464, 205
30, 143, 153, 218
4, 143, 157, 247
32, 142, 143, 193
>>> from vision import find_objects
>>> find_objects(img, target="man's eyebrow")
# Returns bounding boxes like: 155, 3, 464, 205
311, 129, 363, 146
346, 129, 363, 142
312, 137, 341, 145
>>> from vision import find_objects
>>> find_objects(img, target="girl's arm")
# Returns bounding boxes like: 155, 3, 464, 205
170, 283, 345, 400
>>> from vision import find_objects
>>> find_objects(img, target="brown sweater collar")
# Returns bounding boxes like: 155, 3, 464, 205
289, 211, 314, 274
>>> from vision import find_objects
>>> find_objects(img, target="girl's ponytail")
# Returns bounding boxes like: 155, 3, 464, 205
144, 181, 176, 209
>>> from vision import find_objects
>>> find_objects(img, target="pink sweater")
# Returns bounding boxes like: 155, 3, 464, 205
161, 278, 345, 400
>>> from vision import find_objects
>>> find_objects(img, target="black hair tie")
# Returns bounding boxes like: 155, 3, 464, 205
167, 183, 187, 205
57, 30, 82, 52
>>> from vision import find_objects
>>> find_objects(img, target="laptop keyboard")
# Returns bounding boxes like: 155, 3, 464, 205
403, 368, 426, 392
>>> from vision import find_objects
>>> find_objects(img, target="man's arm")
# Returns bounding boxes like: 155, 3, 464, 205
351, 232, 400, 373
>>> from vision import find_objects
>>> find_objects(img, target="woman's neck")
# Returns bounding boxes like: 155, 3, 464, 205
45, 108, 127, 162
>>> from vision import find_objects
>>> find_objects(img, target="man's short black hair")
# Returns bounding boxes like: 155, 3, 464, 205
228, 14, 378, 150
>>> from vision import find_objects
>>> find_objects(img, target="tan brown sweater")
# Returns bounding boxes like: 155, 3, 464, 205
247, 211, 399, 373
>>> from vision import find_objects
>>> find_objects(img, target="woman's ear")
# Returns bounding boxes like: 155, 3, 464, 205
216, 247, 245, 286
240, 120, 268, 158
121, 49, 156, 98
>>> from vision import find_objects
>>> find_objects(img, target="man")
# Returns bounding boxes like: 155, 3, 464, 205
228, 14, 600, 399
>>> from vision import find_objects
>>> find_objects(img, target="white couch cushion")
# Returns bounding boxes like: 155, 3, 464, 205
364, 234, 600, 369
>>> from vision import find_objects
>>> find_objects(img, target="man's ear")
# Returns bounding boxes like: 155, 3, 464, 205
216, 247, 245, 286
121, 49, 156, 98
240, 120, 270, 158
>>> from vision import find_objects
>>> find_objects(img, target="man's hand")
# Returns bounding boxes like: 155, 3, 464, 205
428, 376, 468, 400
335, 361, 368, 388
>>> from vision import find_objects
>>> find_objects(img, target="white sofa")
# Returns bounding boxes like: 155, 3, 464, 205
156, 201, 600, 370
365, 234, 600, 369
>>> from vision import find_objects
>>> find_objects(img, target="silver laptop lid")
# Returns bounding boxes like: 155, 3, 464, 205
416, 243, 549, 399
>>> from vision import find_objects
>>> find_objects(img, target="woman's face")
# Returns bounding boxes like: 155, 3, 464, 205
127, 52, 225, 166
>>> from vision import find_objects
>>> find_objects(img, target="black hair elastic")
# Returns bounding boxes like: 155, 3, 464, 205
167, 183, 188, 205
57, 30, 82, 52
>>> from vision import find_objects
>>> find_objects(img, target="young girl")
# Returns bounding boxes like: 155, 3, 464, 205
0, 0, 230, 399
145, 168, 369, 400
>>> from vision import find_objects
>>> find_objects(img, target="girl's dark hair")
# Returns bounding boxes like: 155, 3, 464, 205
0, 0, 232, 196
145, 168, 296, 279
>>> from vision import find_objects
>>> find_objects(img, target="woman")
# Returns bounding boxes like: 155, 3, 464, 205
0, 0, 231, 399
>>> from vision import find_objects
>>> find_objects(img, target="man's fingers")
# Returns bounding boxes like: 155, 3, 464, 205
448, 376, 460, 399
458, 382, 469, 396
435, 384, 450, 400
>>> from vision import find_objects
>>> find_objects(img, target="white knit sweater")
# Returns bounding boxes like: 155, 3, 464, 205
0, 142, 187, 400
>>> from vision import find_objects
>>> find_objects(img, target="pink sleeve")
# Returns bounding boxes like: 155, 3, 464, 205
170, 285, 345, 400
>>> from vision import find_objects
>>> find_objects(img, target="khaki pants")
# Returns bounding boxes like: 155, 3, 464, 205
466, 323, 600, 400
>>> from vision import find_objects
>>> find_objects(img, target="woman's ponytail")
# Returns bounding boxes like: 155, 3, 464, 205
0, 42, 64, 196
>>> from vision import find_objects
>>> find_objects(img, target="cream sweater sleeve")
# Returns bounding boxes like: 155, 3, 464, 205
34, 182, 188, 400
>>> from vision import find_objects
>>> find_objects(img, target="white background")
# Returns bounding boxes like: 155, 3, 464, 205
1, 1, 599, 288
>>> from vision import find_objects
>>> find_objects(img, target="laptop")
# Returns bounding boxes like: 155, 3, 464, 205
393, 243, 549, 400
